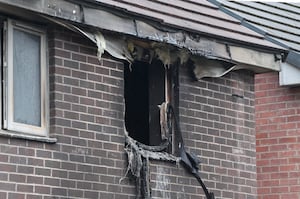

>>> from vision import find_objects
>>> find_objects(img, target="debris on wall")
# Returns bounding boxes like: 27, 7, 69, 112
191, 56, 236, 78
94, 32, 106, 60
155, 167, 171, 199
45, 14, 282, 82
44, 16, 239, 80
121, 103, 215, 199
123, 129, 179, 198
45, 17, 219, 198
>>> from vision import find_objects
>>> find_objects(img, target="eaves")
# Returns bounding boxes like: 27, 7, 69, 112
0, 0, 288, 74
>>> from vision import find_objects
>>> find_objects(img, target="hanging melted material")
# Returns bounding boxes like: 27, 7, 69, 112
122, 102, 215, 199
43, 16, 282, 80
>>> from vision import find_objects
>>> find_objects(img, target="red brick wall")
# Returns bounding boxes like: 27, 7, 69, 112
255, 72, 300, 199
0, 24, 258, 199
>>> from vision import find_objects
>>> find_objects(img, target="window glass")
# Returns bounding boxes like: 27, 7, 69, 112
12, 28, 41, 126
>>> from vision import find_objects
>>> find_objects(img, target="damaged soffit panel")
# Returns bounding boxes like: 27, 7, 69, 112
0, 0, 286, 74
81, 0, 285, 50
80, 0, 286, 74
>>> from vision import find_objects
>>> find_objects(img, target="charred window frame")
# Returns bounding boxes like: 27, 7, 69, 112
0, 18, 49, 137
124, 59, 178, 152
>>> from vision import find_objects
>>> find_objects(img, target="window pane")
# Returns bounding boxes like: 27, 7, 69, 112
13, 28, 41, 126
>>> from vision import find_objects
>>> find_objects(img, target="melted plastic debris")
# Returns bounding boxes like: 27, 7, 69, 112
122, 130, 179, 198
191, 56, 236, 79
95, 32, 106, 60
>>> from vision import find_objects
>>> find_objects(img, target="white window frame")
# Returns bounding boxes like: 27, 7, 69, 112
3, 19, 48, 136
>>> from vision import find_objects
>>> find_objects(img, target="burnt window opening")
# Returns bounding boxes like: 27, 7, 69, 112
124, 59, 168, 146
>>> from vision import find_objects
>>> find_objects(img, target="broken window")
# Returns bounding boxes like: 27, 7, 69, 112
123, 58, 215, 199
0, 19, 48, 136
124, 59, 167, 146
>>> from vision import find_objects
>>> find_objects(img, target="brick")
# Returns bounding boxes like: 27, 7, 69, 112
87, 56, 100, 65
80, 79, 95, 89
54, 49, 71, 58
80, 46, 96, 55
61, 162, 76, 170
80, 130, 95, 139
64, 110, 79, 120
84, 191, 99, 199
72, 104, 87, 113
0, 163, 16, 172
64, 94, 79, 103
77, 181, 92, 189
64, 59, 79, 69
64, 42, 79, 52
35, 168, 51, 176
68, 189, 84, 197
256, 71, 300, 199
52, 187, 67, 196
71, 137, 87, 147
86, 156, 100, 165
262, 166, 279, 173
80, 97, 95, 106
9, 174, 26, 183
8, 193, 25, 199
69, 154, 85, 163
80, 63, 95, 72
52, 170, 68, 178
72, 52, 87, 62
27, 176, 43, 184
72, 70, 87, 79
64, 76, 79, 86
0, 182, 16, 191
26, 195, 42, 199
72, 121, 87, 130
87, 73, 102, 81
279, 137, 297, 143
17, 184, 34, 192
45, 160, 61, 168
288, 157, 300, 164
45, 177, 60, 186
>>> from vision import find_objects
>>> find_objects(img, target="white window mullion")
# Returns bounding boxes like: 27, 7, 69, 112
2, 21, 8, 129
40, 31, 48, 133
6, 19, 13, 131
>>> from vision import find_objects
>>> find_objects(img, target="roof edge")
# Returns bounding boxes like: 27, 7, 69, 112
0, 0, 284, 73
286, 51, 300, 68
208, 0, 296, 64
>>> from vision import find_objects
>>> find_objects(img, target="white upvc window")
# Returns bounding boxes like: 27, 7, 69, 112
2, 19, 48, 136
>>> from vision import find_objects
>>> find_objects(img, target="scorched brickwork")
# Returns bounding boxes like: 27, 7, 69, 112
0, 25, 258, 199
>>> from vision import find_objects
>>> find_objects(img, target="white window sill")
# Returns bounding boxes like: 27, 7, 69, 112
0, 130, 57, 143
